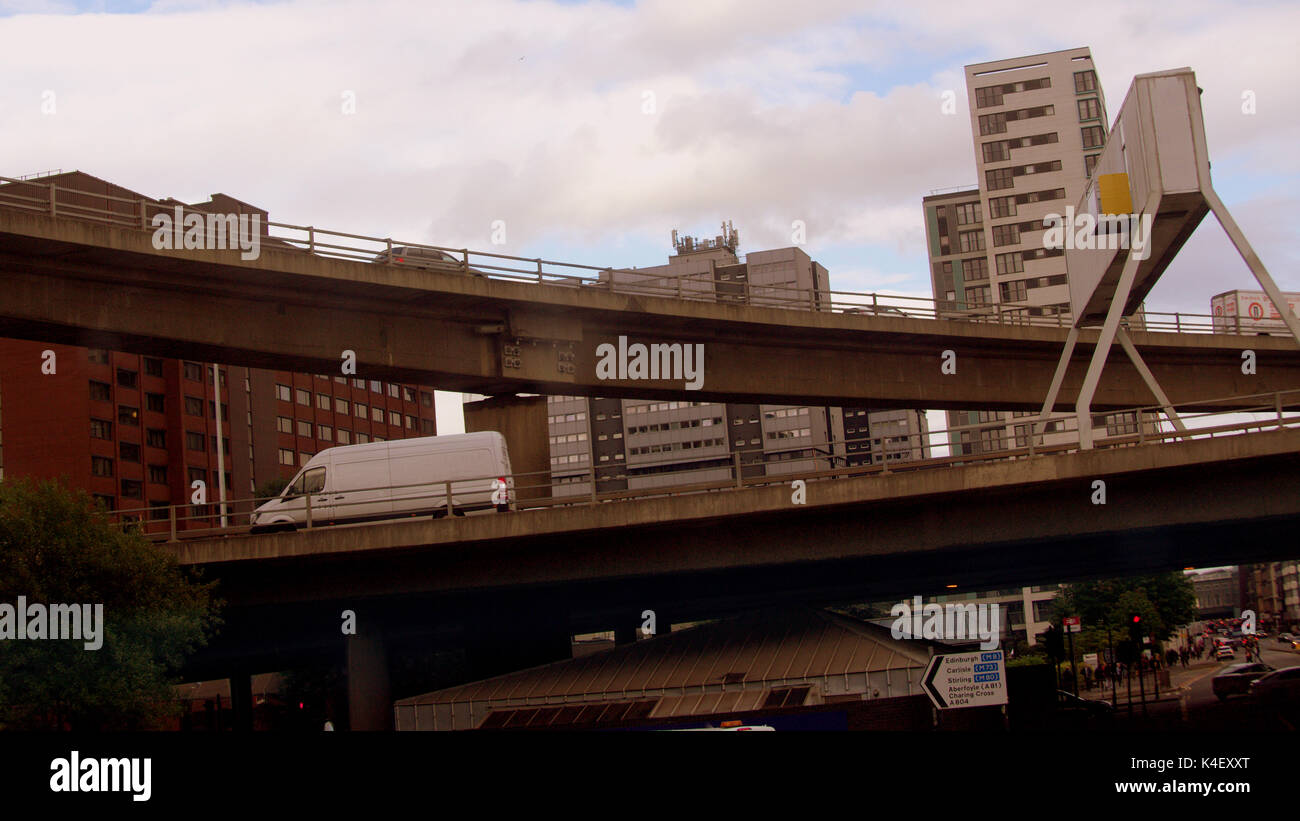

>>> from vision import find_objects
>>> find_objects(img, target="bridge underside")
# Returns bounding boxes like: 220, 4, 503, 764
2, 210, 1298, 411
179, 432, 1300, 680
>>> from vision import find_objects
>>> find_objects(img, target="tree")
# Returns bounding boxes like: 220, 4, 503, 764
1055, 572, 1196, 643
0, 478, 222, 730
255, 477, 289, 501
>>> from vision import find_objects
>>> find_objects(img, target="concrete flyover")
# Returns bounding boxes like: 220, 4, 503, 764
176, 428, 1300, 612
1, 208, 1298, 412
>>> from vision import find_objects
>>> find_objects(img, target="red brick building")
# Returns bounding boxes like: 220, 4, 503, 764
0, 171, 438, 530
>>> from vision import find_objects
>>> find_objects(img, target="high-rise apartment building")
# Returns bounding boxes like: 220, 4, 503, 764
923, 47, 1149, 456
546, 227, 929, 496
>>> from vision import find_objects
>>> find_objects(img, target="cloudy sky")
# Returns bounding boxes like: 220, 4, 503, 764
2, 0, 1297, 433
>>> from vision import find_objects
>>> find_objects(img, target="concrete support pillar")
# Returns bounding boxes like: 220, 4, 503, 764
229, 671, 254, 733
347, 634, 392, 731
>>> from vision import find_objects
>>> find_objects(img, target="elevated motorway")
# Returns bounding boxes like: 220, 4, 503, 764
1, 204, 1298, 411
179, 428, 1300, 614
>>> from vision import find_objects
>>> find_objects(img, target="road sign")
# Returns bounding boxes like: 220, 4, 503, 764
1064, 616, 1081, 633
922, 650, 1008, 710
1083, 653, 1099, 666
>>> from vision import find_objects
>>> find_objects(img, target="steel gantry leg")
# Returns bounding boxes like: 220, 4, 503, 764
1033, 326, 1080, 448
1115, 327, 1189, 441
1075, 248, 1144, 449
1204, 186, 1300, 345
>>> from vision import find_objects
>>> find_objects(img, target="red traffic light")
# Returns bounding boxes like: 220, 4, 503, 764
1132, 616, 1141, 623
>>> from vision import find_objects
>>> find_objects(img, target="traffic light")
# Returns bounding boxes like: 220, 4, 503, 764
1129, 615, 1144, 645
1041, 625, 1064, 660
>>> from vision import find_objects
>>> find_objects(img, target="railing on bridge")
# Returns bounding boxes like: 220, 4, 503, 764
98, 388, 1300, 545
2, 174, 1287, 335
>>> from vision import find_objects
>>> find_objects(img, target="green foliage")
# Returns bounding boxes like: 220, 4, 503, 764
255, 477, 289, 502
1054, 572, 1196, 643
0, 478, 222, 730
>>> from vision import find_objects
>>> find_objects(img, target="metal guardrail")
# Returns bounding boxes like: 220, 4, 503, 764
0, 173, 1286, 335
100, 388, 1300, 544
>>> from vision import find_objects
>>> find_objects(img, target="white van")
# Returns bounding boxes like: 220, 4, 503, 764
250, 432, 513, 532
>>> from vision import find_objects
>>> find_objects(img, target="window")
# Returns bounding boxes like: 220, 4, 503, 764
296, 388, 310, 406
87, 349, 110, 365
146, 428, 166, 448
355, 403, 367, 418
185, 431, 205, 451
420, 419, 436, 435
1084, 154, 1100, 178
403, 387, 416, 402
974, 85, 1003, 108
90, 419, 113, 440
964, 286, 991, 306
1105, 412, 1139, 436
978, 112, 1006, 135
388, 384, 399, 398
357, 433, 370, 444
279, 448, 295, 466
183, 362, 203, 381
297, 420, 312, 437
995, 252, 1024, 275
91, 456, 113, 477
181, 396, 201, 416
299, 452, 314, 463
420, 391, 433, 408
369, 380, 381, 392
319, 425, 332, 441
120, 442, 141, 463
372, 407, 384, 422
277, 416, 293, 434
335, 397, 349, 414
118, 405, 140, 426
352, 378, 365, 389
964, 257, 988, 281
986, 167, 1015, 191
1081, 125, 1105, 149
148, 465, 168, 484
405, 415, 415, 430
1001, 279, 1028, 302
955, 202, 981, 225
317, 393, 331, 411
276, 384, 292, 402
121, 480, 142, 500
116, 368, 138, 389
982, 141, 1010, 163
1077, 97, 1100, 121
991, 224, 1020, 247
1074, 70, 1097, 94
337, 429, 351, 445
958, 230, 984, 253
989, 195, 1016, 218
389, 410, 401, 426
90, 381, 111, 402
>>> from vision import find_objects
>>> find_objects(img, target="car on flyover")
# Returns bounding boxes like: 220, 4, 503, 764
1212, 662, 1274, 701
373, 245, 485, 277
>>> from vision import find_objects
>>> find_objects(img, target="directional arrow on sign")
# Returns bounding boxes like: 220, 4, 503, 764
923, 656, 948, 709
921, 650, 1008, 711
